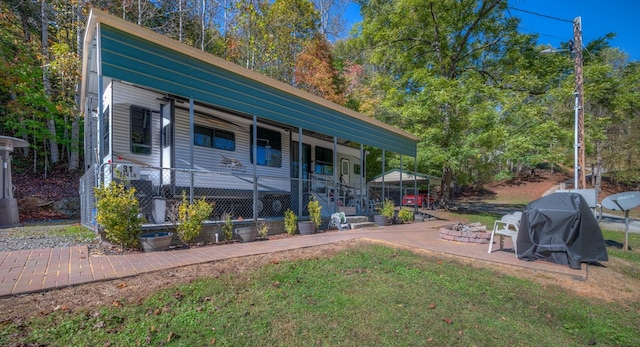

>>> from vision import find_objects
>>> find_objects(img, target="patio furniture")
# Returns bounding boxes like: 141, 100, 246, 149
488, 212, 521, 254
330, 212, 350, 231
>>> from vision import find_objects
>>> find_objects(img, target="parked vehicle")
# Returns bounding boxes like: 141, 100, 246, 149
402, 191, 436, 208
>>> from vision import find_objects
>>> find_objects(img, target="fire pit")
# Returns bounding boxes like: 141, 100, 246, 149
439, 222, 491, 244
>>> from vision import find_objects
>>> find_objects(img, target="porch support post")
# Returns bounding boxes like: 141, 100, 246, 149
382, 150, 386, 202
252, 115, 258, 221
414, 157, 418, 213
333, 136, 338, 215
189, 98, 194, 203
298, 128, 303, 216
360, 144, 364, 214
400, 155, 403, 208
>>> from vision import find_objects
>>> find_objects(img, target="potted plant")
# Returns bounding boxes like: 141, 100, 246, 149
284, 209, 297, 235
374, 199, 395, 226
299, 199, 321, 235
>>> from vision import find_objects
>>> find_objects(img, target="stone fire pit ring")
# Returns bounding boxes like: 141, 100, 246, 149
439, 222, 491, 244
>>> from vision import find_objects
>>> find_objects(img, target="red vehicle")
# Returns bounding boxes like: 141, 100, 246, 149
402, 191, 436, 208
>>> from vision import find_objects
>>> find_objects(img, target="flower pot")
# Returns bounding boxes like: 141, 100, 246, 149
236, 226, 258, 242
298, 221, 316, 235
374, 215, 389, 226
138, 232, 174, 252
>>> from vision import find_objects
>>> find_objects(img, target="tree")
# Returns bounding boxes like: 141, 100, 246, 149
357, 0, 532, 207
294, 35, 345, 104
264, 0, 319, 83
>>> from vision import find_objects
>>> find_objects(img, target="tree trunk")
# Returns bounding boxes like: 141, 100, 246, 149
68, 5, 84, 172
440, 166, 452, 210
69, 85, 80, 172
41, 0, 59, 166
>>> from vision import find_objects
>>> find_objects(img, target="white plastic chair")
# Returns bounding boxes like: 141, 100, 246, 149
330, 212, 350, 231
488, 213, 520, 255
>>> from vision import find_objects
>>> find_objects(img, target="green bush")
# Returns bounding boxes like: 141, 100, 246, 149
174, 191, 213, 244
308, 199, 322, 229
257, 221, 269, 238
380, 199, 395, 219
221, 213, 234, 241
94, 181, 144, 250
284, 209, 297, 235
398, 208, 414, 223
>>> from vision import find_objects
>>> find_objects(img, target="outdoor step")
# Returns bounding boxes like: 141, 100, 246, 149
349, 222, 376, 229
346, 216, 370, 224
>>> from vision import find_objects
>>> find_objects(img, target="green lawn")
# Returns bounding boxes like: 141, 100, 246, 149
2, 243, 638, 346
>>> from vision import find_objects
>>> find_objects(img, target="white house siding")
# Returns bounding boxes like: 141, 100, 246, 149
109, 81, 167, 185
172, 104, 291, 193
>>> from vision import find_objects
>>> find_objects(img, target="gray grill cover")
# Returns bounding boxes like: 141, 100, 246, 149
516, 193, 608, 269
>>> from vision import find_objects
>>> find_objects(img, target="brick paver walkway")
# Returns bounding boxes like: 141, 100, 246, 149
0, 221, 588, 297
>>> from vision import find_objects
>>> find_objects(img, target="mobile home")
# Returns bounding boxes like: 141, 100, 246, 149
79, 9, 419, 228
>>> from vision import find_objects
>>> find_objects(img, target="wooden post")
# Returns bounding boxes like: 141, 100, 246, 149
574, 16, 586, 189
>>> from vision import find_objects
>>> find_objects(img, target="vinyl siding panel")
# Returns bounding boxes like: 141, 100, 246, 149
111, 81, 164, 167
173, 107, 291, 192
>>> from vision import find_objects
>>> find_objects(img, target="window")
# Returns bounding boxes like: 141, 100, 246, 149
341, 160, 349, 175
250, 127, 282, 167
314, 146, 333, 175
130, 105, 151, 155
353, 164, 361, 175
102, 106, 110, 156
194, 125, 235, 151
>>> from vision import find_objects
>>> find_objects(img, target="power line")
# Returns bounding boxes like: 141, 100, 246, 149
508, 7, 574, 23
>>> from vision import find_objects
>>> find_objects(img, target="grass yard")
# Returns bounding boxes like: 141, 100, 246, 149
1, 243, 638, 346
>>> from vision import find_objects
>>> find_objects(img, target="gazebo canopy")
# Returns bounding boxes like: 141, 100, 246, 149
368, 169, 441, 187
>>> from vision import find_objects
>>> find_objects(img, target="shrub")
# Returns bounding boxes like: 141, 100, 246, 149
257, 221, 269, 238
307, 199, 322, 229
221, 213, 234, 241
173, 191, 213, 244
380, 199, 395, 219
94, 181, 144, 250
284, 209, 297, 235
398, 208, 414, 223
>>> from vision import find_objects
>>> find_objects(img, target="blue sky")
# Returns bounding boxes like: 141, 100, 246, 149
510, 0, 639, 61
344, 1, 639, 62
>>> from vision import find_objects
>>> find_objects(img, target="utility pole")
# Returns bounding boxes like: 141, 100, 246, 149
573, 16, 586, 189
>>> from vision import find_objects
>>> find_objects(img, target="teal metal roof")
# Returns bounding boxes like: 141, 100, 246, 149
89, 10, 417, 157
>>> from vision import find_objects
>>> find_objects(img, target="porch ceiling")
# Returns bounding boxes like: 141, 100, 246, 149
81, 9, 418, 157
